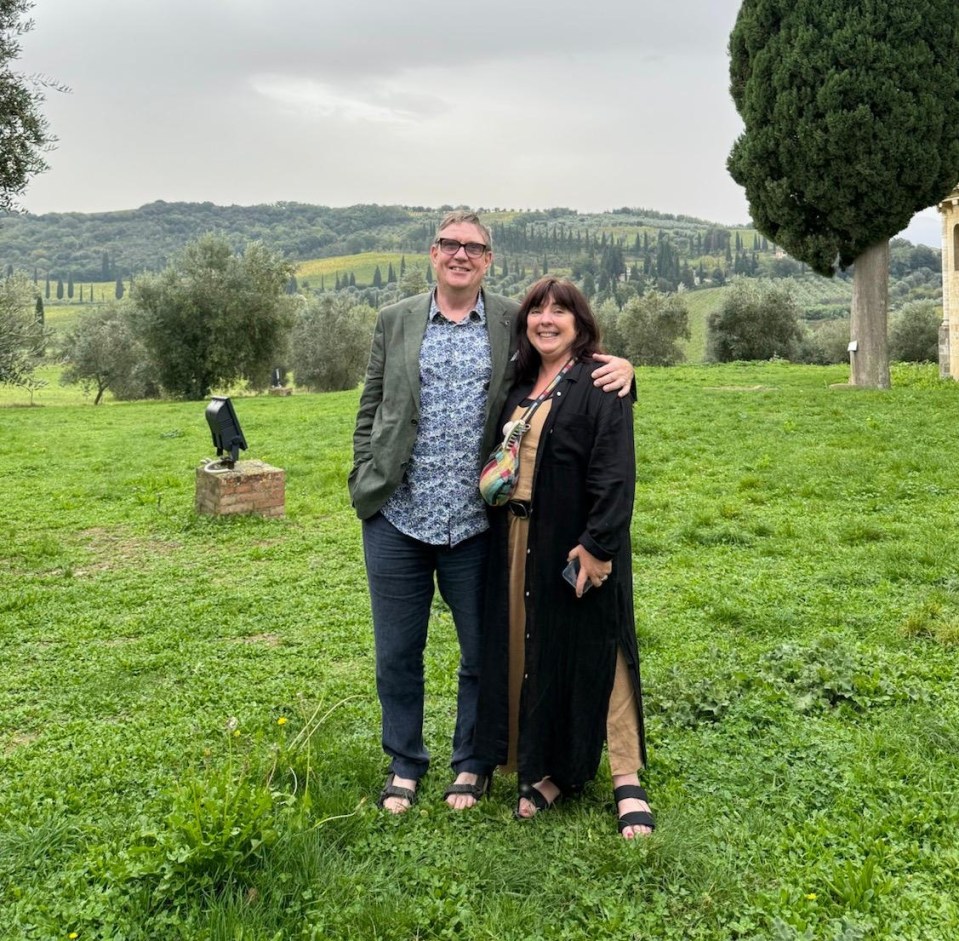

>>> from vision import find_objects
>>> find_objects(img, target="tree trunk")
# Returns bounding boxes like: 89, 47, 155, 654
849, 239, 890, 389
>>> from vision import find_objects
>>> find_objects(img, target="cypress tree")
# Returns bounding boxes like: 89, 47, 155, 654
115, 276, 124, 299
67, 273, 74, 299
56, 278, 63, 299
729, 0, 959, 387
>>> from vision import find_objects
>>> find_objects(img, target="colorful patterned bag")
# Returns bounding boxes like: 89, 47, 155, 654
478, 419, 529, 507
478, 357, 576, 507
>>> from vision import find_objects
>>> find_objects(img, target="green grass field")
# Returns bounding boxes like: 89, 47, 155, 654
295, 252, 430, 287
3, 364, 959, 939
679, 286, 725, 362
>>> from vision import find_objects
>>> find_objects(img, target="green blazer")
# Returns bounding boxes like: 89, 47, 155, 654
349, 289, 520, 520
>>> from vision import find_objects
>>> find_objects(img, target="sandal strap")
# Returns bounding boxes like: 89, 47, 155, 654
618, 810, 656, 832
443, 775, 488, 801
378, 773, 417, 808
521, 783, 555, 811
613, 784, 649, 803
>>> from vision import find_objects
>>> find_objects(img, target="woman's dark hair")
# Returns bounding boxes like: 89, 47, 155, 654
514, 277, 603, 380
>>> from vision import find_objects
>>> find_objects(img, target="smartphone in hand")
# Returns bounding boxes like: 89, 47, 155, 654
562, 558, 591, 593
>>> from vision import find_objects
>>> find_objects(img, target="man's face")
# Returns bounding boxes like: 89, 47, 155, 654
430, 221, 491, 296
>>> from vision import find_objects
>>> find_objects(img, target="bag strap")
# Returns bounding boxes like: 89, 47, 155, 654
521, 356, 577, 421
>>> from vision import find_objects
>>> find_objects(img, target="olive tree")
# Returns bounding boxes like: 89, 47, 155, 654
889, 301, 941, 363
288, 295, 376, 392
617, 292, 690, 366
0, 1, 60, 209
728, 0, 959, 387
131, 235, 295, 399
0, 272, 46, 385
707, 280, 803, 362
59, 302, 157, 403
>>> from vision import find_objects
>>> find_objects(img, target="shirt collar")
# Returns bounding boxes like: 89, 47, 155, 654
429, 287, 486, 325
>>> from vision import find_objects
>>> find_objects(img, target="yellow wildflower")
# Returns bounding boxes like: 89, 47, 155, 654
277, 717, 288, 726
805, 893, 817, 901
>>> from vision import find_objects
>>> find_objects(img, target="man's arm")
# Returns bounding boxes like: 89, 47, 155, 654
591, 353, 635, 398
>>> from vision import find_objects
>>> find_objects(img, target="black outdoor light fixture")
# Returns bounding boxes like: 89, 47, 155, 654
205, 396, 248, 468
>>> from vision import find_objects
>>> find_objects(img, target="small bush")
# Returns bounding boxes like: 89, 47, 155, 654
888, 301, 941, 363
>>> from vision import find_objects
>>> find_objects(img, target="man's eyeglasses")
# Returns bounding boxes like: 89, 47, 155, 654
434, 238, 489, 258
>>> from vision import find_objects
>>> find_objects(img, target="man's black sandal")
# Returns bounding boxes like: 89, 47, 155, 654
377, 772, 417, 811
613, 784, 655, 833
443, 773, 491, 804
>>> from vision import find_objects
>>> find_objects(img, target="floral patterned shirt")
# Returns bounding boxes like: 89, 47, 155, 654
381, 290, 492, 546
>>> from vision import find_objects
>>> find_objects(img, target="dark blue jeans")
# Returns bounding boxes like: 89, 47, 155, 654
362, 512, 490, 781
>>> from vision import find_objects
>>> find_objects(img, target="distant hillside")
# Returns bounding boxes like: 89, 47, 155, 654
0, 200, 777, 284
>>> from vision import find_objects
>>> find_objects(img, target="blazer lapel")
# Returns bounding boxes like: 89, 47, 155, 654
402, 295, 431, 413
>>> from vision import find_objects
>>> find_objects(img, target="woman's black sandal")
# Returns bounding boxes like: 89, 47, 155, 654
613, 784, 655, 834
443, 773, 491, 804
514, 782, 560, 820
377, 772, 417, 811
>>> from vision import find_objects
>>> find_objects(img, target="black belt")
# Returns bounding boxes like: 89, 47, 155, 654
507, 499, 532, 519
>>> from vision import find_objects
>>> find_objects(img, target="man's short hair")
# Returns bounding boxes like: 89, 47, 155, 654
435, 210, 492, 251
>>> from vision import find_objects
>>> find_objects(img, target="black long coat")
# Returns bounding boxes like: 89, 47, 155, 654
474, 359, 647, 792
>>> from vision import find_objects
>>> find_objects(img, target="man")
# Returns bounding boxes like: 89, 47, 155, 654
349, 211, 633, 813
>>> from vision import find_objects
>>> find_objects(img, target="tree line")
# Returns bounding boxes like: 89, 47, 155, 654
1, 230, 942, 405
0, 200, 851, 293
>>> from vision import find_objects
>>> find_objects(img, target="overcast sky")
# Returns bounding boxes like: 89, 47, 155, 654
13, 1, 942, 243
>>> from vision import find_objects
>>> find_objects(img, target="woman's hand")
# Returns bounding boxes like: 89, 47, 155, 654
590, 353, 634, 398
567, 545, 612, 598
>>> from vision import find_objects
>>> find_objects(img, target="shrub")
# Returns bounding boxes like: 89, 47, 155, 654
707, 279, 803, 362
289, 295, 377, 392
888, 300, 940, 363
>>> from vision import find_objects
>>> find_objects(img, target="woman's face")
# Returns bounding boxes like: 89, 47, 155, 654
526, 294, 577, 364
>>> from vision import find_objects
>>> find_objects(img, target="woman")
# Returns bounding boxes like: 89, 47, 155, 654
474, 277, 654, 838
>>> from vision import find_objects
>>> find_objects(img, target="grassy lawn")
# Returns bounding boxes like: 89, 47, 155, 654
2, 362, 959, 939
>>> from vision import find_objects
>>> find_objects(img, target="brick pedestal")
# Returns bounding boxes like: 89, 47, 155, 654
269, 387, 293, 396
195, 460, 285, 518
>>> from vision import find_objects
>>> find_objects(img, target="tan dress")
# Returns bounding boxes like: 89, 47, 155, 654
501, 400, 643, 776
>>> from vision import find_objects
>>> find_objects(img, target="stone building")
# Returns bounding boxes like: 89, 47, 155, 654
938, 184, 959, 378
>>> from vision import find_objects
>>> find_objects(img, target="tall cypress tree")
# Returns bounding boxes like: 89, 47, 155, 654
729, 0, 959, 387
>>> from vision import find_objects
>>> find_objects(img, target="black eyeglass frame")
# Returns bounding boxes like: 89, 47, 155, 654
433, 238, 490, 258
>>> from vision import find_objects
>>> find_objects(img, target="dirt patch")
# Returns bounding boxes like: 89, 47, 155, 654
705, 385, 776, 392
75, 528, 182, 574
4, 732, 38, 753
235, 633, 282, 646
